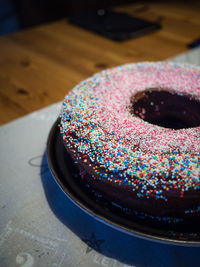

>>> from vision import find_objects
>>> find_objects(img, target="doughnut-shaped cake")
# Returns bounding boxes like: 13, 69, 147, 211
59, 62, 200, 224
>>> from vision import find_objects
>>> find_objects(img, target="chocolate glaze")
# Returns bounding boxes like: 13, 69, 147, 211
63, 137, 200, 224
60, 83, 200, 225
131, 89, 200, 129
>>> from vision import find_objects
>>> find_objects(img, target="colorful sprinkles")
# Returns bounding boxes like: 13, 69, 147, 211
60, 62, 200, 201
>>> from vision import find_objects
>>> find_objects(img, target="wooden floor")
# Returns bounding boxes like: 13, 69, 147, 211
0, 1, 200, 125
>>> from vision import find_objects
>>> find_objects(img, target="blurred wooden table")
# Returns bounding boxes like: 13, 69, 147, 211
0, 1, 200, 125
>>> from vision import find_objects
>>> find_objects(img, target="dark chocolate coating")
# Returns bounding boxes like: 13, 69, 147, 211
131, 89, 200, 129
63, 138, 200, 223
61, 89, 200, 224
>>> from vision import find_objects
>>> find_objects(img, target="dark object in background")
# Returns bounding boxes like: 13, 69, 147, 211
14, 0, 133, 30
188, 38, 200, 49
68, 9, 161, 41
0, 0, 20, 35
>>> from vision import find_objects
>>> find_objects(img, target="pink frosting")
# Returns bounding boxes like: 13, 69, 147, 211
94, 63, 200, 152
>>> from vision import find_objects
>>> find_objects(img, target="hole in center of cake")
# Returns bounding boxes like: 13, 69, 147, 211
131, 89, 200, 129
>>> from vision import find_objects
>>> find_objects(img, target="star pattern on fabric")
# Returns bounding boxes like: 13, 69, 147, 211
82, 232, 105, 254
